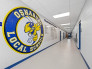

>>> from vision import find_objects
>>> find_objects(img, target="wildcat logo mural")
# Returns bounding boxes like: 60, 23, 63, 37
3, 7, 44, 54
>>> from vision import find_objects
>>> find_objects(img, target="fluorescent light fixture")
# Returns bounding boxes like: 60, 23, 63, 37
61, 23, 70, 26
53, 12, 70, 18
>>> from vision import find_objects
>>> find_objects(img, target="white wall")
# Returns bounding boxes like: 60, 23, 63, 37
72, 0, 92, 68
0, 0, 66, 69
72, 23, 79, 48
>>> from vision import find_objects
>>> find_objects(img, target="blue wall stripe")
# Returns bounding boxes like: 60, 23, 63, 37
80, 53, 90, 69
0, 22, 2, 26
78, 23, 81, 49
60, 31, 61, 41
63, 32, 64, 39
5, 41, 60, 69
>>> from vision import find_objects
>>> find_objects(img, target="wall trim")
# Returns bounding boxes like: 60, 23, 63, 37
78, 21, 81, 50
60, 31, 61, 41
80, 52, 90, 69
5, 41, 60, 69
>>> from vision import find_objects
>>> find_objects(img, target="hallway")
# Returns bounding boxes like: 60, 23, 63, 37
12, 39, 87, 69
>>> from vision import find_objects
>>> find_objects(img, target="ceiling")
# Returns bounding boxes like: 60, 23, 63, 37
21, 0, 86, 33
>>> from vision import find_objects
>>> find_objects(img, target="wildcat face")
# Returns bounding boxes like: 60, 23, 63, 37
24, 22, 34, 33
24, 21, 40, 43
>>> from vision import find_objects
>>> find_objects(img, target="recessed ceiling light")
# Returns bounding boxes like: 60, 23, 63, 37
53, 12, 70, 18
61, 23, 70, 26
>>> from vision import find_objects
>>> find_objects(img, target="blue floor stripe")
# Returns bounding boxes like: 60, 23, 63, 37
0, 22, 2, 26
5, 41, 60, 69
80, 53, 90, 69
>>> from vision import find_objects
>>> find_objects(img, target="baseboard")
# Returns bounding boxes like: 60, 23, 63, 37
80, 52, 90, 69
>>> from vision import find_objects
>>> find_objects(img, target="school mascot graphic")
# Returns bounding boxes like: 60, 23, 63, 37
3, 7, 44, 54
24, 16, 40, 44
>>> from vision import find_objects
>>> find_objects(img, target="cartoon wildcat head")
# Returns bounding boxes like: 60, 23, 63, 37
24, 20, 40, 44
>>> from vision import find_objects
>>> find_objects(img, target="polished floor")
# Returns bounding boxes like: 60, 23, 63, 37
12, 39, 87, 69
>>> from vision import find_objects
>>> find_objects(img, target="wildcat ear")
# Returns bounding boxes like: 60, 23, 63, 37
35, 23, 38, 28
